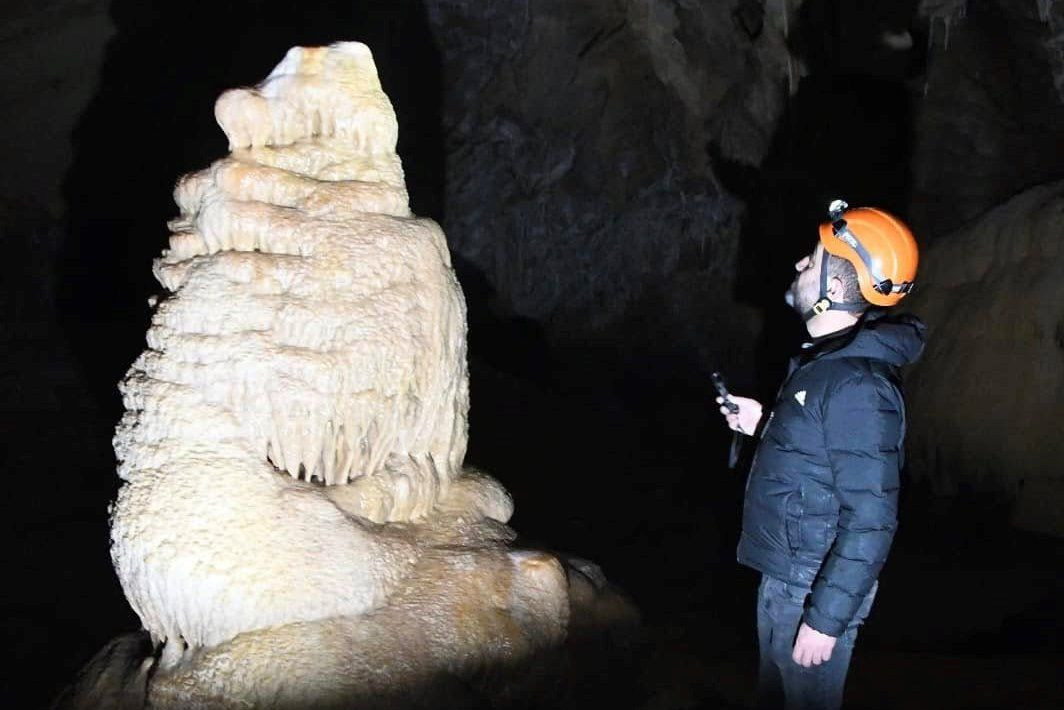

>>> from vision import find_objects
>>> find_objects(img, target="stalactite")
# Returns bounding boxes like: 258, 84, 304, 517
1037, 0, 1054, 23
920, 0, 968, 51
765, 0, 802, 95
1036, 0, 1064, 101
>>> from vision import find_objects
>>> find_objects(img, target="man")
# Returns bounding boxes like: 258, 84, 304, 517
718, 200, 925, 709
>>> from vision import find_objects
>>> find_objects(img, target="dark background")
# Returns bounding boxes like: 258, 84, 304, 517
2, 0, 1062, 708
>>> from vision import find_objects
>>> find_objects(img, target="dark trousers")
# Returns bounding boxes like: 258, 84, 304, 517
756, 575, 877, 710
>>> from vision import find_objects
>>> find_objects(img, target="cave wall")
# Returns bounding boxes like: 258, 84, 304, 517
0, 0, 113, 218
0, 0, 113, 414
899, 1, 1064, 536
0, 3, 1062, 704
902, 180, 1064, 536
0, 7, 127, 705
423, 0, 805, 371
910, 0, 1064, 238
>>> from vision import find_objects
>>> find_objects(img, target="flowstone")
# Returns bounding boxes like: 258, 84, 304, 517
60, 42, 635, 709
902, 180, 1064, 537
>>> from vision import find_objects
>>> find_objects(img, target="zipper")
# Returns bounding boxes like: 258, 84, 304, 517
759, 410, 775, 440
745, 410, 775, 490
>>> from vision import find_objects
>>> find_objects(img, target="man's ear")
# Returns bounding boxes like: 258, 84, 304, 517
826, 275, 846, 301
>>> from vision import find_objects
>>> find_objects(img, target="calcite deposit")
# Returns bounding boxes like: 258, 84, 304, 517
68, 42, 634, 708
902, 180, 1064, 536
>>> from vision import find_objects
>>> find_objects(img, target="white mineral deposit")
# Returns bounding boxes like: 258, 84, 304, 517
79, 42, 634, 708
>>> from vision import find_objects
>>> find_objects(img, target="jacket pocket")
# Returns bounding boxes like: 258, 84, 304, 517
784, 492, 802, 553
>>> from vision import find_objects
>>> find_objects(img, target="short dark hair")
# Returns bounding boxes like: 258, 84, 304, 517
825, 253, 866, 305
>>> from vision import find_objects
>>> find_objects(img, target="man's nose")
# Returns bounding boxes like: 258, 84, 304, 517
795, 256, 810, 271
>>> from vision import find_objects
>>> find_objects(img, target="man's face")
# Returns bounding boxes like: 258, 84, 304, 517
785, 243, 822, 315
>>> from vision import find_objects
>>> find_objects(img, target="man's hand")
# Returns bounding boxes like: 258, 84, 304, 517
792, 622, 837, 667
716, 395, 763, 435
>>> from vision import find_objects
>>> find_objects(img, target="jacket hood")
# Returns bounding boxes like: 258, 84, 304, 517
818, 311, 926, 367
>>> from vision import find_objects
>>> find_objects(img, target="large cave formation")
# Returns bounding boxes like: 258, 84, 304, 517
2, 1, 1064, 708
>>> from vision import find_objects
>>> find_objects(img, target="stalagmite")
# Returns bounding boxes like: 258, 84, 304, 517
62, 42, 636, 709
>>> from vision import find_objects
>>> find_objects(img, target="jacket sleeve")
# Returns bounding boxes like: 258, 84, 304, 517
804, 372, 902, 637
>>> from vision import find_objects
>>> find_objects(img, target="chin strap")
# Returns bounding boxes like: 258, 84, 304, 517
802, 249, 866, 322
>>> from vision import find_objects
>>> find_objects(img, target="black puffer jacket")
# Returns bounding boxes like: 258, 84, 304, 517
737, 311, 926, 636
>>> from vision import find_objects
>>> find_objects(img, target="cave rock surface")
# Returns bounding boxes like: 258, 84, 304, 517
903, 180, 1064, 536
424, 0, 802, 351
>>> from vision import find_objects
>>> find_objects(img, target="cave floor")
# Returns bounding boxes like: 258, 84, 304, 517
476, 361, 1064, 710
4, 354, 1063, 709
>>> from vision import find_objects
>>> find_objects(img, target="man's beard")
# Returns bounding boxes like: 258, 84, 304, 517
785, 277, 804, 313
786, 274, 823, 316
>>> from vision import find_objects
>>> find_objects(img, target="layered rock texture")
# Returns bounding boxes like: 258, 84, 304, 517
902, 181, 1064, 536
63, 43, 633, 709
911, 0, 1064, 238
423, 0, 805, 356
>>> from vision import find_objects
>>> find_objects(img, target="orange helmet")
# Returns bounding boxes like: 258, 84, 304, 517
817, 200, 919, 307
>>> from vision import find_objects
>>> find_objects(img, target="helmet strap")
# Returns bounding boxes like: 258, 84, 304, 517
802, 252, 866, 323
804, 200, 915, 322
831, 216, 914, 297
